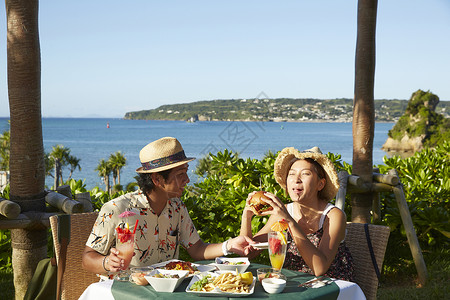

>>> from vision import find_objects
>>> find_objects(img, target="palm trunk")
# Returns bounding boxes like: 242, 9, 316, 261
54, 161, 60, 188
6, 0, 47, 299
352, 0, 378, 223
117, 170, 121, 185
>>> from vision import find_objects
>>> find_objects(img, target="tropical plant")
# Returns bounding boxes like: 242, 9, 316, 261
67, 155, 81, 180
0, 124, 10, 171
95, 159, 113, 193
182, 149, 349, 264
46, 144, 81, 188
108, 151, 126, 186
378, 141, 450, 255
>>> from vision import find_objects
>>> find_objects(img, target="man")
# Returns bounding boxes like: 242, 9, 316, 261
82, 137, 254, 275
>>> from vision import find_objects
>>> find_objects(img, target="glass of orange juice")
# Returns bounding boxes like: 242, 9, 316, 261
114, 231, 135, 281
268, 231, 287, 271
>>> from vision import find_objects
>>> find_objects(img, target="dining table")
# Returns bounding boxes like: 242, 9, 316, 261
79, 261, 366, 300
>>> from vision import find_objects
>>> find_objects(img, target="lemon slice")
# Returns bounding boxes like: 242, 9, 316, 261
239, 272, 253, 285
277, 231, 287, 245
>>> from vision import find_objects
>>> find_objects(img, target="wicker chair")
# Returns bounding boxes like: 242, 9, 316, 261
345, 222, 390, 300
49, 212, 99, 300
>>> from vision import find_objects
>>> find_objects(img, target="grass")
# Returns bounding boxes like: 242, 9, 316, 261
377, 250, 450, 300
0, 269, 14, 300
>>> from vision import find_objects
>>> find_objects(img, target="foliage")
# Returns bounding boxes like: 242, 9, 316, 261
0, 230, 12, 270
108, 151, 127, 186
0, 121, 10, 171
46, 144, 81, 188
182, 149, 352, 264
377, 141, 449, 268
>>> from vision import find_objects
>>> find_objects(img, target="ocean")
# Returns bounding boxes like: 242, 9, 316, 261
0, 118, 394, 190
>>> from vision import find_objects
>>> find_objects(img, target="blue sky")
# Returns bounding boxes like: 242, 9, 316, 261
1, 0, 449, 118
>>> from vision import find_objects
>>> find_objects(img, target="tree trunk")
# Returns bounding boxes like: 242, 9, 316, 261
54, 160, 61, 188
352, 0, 378, 223
6, 0, 47, 299
106, 174, 111, 193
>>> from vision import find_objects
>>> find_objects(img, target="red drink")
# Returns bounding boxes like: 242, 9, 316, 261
116, 232, 135, 270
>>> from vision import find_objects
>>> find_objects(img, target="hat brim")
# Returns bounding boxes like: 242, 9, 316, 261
274, 147, 339, 201
136, 157, 195, 173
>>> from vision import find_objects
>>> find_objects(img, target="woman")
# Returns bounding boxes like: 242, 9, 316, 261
241, 146, 354, 281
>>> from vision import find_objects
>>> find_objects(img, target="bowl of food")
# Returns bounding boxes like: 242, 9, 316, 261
256, 268, 283, 282
214, 257, 250, 273
144, 269, 189, 292
261, 277, 287, 294
129, 266, 154, 285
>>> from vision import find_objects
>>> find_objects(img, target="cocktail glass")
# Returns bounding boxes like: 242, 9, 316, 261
114, 232, 135, 281
268, 231, 287, 271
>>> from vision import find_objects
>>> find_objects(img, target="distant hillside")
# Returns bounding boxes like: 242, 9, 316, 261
124, 97, 450, 123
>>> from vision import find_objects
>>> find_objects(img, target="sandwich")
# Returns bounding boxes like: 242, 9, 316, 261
248, 191, 273, 215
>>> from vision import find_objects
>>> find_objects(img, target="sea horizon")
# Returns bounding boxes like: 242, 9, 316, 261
1, 118, 395, 190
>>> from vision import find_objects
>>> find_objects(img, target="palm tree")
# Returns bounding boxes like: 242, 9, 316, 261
48, 144, 71, 188
67, 155, 81, 181
352, 0, 378, 223
6, 0, 47, 298
108, 151, 126, 186
96, 159, 113, 193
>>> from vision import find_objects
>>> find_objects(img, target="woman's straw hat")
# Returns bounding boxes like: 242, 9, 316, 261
136, 137, 195, 173
274, 146, 339, 201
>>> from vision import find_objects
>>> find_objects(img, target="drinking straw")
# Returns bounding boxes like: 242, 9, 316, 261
132, 219, 139, 234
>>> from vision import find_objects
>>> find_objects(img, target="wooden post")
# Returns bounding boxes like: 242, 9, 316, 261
389, 169, 428, 286
371, 168, 381, 223
335, 171, 349, 210
0, 212, 56, 230
45, 191, 83, 214
0, 198, 21, 219
75, 192, 94, 212
373, 172, 399, 186
56, 184, 72, 199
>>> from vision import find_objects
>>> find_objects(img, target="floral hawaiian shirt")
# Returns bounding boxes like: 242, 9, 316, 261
85, 190, 200, 267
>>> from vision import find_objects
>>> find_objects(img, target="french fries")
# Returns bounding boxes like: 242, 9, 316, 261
190, 272, 252, 293
213, 272, 251, 293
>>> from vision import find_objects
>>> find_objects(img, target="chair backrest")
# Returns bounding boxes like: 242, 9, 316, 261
345, 222, 390, 300
50, 212, 99, 300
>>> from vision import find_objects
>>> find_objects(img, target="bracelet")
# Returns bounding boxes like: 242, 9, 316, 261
102, 255, 109, 272
222, 239, 231, 256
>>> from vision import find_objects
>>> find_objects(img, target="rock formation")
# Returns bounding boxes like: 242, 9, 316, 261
382, 89, 449, 154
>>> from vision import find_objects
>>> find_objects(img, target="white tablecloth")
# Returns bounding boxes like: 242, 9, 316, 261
79, 278, 366, 300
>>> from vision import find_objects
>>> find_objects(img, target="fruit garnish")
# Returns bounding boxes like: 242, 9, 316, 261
271, 219, 288, 245
239, 272, 253, 285
269, 237, 282, 254
116, 226, 133, 243
277, 231, 287, 245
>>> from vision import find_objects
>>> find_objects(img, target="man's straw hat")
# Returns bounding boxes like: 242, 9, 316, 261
136, 137, 195, 173
274, 146, 339, 201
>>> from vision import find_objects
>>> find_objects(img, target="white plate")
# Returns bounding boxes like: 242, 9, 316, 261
253, 242, 268, 250
186, 272, 256, 297
150, 259, 216, 276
